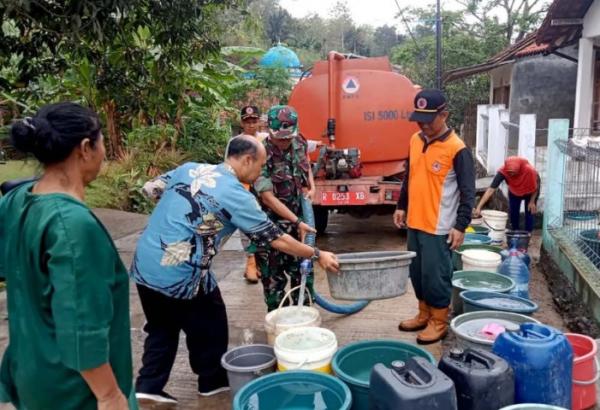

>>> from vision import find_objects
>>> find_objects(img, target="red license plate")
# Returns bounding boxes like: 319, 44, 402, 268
320, 191, 368, 205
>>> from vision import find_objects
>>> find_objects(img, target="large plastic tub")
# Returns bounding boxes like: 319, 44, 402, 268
332, 339, 435, 410
460, 290, 539, 315
233, 370, 352, 410
450, 311, 540, 351
326, 251, 416, 300
578, 229, 600, 268
451, 270, 515, 314
505, 230, 532, 250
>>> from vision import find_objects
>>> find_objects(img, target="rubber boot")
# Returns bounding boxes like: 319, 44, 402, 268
417, 306, 450, 345
398, 300, 430, 332
243, 255, 260, 284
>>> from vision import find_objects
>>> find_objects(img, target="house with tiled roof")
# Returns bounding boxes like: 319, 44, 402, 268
445, 30, 578, 146
536, 0, 599, 134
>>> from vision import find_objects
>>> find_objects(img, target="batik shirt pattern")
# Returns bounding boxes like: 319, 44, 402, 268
131, 162, 283, 299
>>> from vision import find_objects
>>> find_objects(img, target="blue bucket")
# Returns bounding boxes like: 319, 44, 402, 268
460, 290, 539, 315
464, 233, 493, 245
233, 370, 352, 410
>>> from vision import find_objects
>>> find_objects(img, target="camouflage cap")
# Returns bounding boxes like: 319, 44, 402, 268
267, 105, 298, 139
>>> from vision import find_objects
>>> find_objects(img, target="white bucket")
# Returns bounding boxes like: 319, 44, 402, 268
470, 216, 484, 226
461, 249, 502, 273
488, 229, 506, 245
264, 286, 321, 345
481, 210, 508, 245
274, 326, 338, 374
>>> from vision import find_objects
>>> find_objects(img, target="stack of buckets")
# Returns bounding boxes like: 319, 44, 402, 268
481, 210, 509, 245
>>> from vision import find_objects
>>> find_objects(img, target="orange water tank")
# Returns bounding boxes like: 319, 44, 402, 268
289, 54, 420, 177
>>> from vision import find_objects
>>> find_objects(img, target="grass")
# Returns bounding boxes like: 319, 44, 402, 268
0, 160, 38, 184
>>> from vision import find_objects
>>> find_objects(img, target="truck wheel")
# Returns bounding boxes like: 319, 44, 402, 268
314, 206, 329, 235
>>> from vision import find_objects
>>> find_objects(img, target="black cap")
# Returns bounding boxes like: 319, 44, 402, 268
409, 89, 447, 124
241, 105, 260, 120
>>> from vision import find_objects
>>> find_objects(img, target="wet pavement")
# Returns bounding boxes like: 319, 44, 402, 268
0, 210, 568, 410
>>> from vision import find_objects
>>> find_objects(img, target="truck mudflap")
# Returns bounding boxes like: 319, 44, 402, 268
312, 176, 402, 207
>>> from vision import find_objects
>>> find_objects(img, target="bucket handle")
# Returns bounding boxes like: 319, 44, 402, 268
482, 217, 505, 232
273, 285, 314, 320
288, 357, 309, 370
573, 356, 600, 386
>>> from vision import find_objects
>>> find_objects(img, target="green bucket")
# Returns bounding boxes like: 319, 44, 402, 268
451, 270, 515, 314
233, 370, 352, 410
453, 244, 503, 271
332, 340, 435, 410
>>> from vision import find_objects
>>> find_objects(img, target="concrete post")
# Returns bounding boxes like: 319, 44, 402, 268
543, 119, 570, 242
518, 114, 537, 167
573, 38, 595, 135
476, 105, 489, 164
487, 106, 508, 174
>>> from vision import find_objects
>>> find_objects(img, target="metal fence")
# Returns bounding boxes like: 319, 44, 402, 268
551, 138, 600, 270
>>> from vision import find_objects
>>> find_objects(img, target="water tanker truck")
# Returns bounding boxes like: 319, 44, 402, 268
288, 52, 420, 233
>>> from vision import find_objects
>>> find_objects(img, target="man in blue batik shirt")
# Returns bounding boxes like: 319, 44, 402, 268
131, 136, 339, 405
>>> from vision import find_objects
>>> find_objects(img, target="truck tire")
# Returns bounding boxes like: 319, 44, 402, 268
313, 206, 329, 235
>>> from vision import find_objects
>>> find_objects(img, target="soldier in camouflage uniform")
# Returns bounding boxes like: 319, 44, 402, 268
254, 105, 317, 311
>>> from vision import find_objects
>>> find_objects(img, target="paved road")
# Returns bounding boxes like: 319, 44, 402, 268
0, 210, 567, 410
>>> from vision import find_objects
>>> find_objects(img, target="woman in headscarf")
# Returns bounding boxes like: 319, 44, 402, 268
474, 156, 540, 232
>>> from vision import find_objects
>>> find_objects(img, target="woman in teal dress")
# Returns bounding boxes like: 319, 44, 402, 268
0, 102, 136, 409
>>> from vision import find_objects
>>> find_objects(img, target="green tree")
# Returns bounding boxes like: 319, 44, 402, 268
391, 9, 503, 127
1, 0, 243, 157
327, 0, 353, 52
372, 25, 405, 57
266, 7, 294, 44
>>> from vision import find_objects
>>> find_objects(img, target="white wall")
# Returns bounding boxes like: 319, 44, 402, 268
574, 0, 600, 132
489, 64, 513, 104
573, 38, 595, 131
583, 0, 600, 38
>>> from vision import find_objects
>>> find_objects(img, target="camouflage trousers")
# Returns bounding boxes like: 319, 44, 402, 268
255, 223, 315, 312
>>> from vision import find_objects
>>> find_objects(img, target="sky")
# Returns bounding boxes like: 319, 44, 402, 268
279, 0, 463, 28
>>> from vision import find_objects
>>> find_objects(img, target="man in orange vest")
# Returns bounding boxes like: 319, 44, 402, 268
393, 89, 475, 344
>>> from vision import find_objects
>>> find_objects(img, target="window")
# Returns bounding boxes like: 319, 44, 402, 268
592, 48, 600, 133
493, 85, 511, 108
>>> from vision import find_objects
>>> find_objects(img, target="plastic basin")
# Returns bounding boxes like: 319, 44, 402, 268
453, 244, 502, 271
451, 270, 515, 314
505, 230, 532, 250
233, 370, 352, 410
450, 311, 540, 351
326, 251, 416, 300
464, 233, 493, 245
564, 210, 598, 221
460, 290, 539, 315
332, 339, 435, 410
578, 230, 600, 267
221, 344, 277, 398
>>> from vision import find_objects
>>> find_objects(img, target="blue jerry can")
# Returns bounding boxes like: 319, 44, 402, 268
492, 323, 573, 408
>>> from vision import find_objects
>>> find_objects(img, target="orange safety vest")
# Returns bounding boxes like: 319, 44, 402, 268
406, 130, 466, 235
